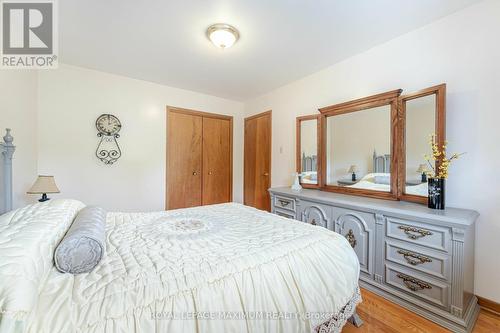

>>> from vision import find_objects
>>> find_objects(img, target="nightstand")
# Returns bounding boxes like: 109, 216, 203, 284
337, 179, 358, 186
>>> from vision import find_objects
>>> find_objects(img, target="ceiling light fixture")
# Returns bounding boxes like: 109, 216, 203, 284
206, 23, 239, 49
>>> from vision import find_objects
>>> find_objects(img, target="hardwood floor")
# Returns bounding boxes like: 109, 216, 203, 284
343, 289, 500, 333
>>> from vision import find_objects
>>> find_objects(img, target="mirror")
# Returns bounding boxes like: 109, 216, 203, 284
296, 115, 320, 187
303, 86, 445, 203
326, 105, 392, 192
319, 89, 401, 199
400, 84, 446, 202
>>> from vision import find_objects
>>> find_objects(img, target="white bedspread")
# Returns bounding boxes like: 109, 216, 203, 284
1, 200, 360, 333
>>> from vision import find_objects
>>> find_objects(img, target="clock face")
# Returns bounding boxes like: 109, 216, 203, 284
96, 114, 121, 135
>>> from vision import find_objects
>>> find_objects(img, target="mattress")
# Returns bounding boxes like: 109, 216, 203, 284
0, 200, 360, 333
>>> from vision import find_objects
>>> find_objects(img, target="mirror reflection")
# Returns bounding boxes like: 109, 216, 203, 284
405, 94, 436, 197
300, 119, 318, 184
326, 105, 391, 192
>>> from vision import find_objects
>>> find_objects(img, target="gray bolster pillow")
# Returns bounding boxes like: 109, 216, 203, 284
54, 206, 107, 274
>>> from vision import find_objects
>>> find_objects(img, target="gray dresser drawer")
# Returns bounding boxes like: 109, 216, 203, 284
274, 209, 295, 219
298, 200, 331, 229
385, 264, 450, 310
333, 208, 376, 278
273, 195, 296, 212
386, 217, 451, 253
385, 241, 451, 280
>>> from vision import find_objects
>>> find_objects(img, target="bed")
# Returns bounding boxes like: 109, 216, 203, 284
346, 151, 427, 196
0, 129, 361, 333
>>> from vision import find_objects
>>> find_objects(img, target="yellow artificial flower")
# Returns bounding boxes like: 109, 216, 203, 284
424, 133, 465, 179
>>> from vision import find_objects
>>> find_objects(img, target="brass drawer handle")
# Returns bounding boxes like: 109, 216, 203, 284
397, 249, 432, 266
398, 225, 433, 240
278, 199, 290, 207
346, 229, 357, 248
396, 273, 432, 291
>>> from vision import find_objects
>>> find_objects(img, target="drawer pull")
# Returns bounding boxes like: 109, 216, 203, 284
310, 218, 317, 225
398, 225, 433, 240
397, 273, 432, 292
346, 229, 357, 248
278, 199, 290, 207
397, 249, 432, 266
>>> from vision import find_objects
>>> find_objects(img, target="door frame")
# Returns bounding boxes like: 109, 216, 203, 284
243, 110, 272, 208
166, 106, 233, 210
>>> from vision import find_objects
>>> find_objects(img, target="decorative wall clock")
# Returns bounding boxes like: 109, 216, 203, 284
95, 114, 122, 165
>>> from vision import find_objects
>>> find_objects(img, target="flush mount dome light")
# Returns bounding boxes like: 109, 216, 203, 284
206, 23, 239, 49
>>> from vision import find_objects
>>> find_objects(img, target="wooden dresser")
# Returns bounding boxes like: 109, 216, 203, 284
269, 187, 479, 333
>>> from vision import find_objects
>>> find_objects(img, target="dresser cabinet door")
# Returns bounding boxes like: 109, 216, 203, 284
299, 201, 331, 229
334, 208, 376, 279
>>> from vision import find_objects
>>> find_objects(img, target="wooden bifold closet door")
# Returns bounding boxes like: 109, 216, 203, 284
166, 107, 232, 210
202, 117, 232, 205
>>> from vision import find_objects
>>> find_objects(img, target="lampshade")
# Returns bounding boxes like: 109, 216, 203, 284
27, 176, 60, 194
416, 164, 428, 173
348, 165, 358, 173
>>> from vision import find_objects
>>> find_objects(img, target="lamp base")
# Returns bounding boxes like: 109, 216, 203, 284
421, 173, 427, 183
39, 193, 50, 202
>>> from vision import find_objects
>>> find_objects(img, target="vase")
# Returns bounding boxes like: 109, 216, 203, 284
428, 178, 445, 210
291, 173, 302, 192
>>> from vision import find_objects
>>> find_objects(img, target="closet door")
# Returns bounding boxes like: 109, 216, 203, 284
244, 111, 271, 211
202, 117, 232, 205
167, 111, 202, 209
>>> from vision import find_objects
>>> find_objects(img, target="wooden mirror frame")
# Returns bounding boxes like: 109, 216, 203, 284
318, 89, 402, 200
296, 114, 322, 188
397, 84, 446, 204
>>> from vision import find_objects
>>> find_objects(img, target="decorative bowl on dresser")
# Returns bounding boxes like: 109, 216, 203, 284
269, 187, 479, 333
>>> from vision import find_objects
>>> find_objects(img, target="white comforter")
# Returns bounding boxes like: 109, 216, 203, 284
0, 200, 360, 333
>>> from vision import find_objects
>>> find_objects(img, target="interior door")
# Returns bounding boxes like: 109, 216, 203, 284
167, 111, 202, 209
244, 111, 271, 211
202, 117, 232, 205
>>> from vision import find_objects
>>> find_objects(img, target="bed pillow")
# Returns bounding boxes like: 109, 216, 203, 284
54, 206, 107, 274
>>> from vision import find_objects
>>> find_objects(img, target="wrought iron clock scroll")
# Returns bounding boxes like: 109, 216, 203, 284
95, 114, 122, 165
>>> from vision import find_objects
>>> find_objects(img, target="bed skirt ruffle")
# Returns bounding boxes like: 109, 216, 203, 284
315, 287, 362, 333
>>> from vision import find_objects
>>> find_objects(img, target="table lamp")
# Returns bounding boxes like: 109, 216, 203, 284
416, 164, 428, 183
27, 175, 60, 202
348, 165, 358, 181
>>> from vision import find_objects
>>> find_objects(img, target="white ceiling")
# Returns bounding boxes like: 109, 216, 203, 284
60, 0, 481, 101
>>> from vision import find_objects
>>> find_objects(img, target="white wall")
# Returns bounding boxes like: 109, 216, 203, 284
37, 65, 244, 211
244, 0, 500, 301
0, 71, 38, 208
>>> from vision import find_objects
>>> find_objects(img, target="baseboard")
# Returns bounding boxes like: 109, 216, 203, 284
477, 295, 500, 316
